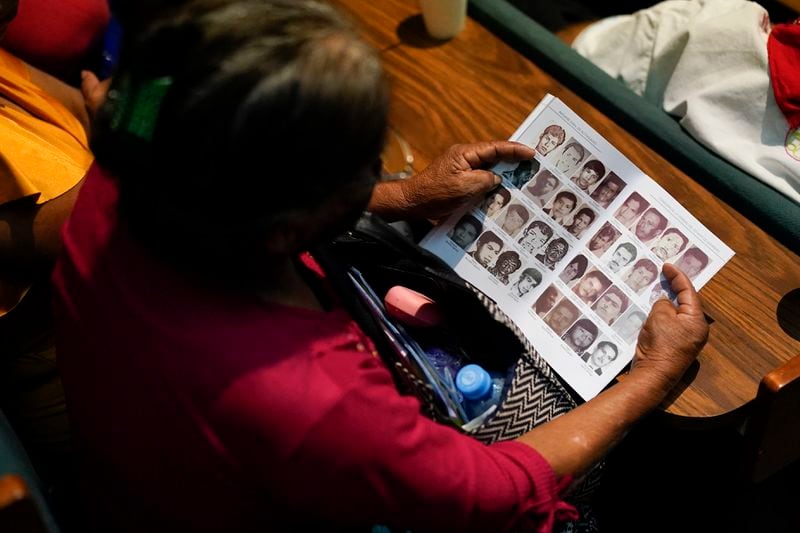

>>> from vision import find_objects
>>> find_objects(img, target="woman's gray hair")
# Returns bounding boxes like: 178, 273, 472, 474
100, 0, 389, 286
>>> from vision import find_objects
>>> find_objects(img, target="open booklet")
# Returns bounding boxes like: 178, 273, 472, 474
420, 94, 735, 400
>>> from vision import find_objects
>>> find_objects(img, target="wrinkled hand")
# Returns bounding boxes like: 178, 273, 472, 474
80, 70, 112, 122
629, 263, 709, 398
369, 141, 535, 221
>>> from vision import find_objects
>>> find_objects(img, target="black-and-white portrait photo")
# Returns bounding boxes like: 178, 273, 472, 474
517, 220, 553, 255
479, 187, 512, 218
534, 124, 566, 156
495, 202, 531, 238
510, 267, 543, 297
469, 230, 504, 269
589, 172, 626, 208
551, 139, 587, 176
447, 213, 483, 250
523, 169, 560, 208
488, 250, 522, 285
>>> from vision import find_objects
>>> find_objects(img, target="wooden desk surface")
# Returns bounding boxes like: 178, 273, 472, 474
329, 0, 800, 424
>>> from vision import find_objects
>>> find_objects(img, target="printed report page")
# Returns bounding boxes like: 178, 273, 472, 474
421, 94, 734, 400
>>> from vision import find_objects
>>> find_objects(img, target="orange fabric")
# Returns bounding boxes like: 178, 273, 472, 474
0, 48, 93, 205
0, 48, 94, 315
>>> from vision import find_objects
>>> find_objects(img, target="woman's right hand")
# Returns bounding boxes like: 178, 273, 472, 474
629, 263, 709, 400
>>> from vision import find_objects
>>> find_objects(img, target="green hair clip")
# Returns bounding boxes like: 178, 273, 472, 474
108, 75, 173, 142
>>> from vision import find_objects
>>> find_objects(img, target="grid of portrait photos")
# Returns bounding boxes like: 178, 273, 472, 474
421, 95, 734, 400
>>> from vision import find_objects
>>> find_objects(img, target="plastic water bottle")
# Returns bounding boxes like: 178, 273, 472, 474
455, 364, 507, 420
424, 346, 463, 383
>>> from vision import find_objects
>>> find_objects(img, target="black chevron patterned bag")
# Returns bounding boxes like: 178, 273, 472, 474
314, 213, 602, 531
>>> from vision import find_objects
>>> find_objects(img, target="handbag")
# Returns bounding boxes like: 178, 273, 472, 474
313, 213, 602, 531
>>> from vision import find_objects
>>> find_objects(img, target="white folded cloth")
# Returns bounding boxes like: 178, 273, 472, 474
573, 0, 800, 205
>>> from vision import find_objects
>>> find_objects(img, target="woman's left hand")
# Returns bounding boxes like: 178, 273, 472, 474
368, 141, 535, 221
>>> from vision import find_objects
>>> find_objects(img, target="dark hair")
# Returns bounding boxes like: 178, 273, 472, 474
565, 319, 598, 341
475, 231, 503, 250
485, 187, 511, 206
95, 0, 389, 287
613, 242, 637, 259
553, 191, 577, 208
566, 208, 595, 231
513, 160, 533, 173
495, 251, 522, 271
454, 214, 482, 235
564, 255, 588, 278
595, 341, 619, 360
545, 237, 569, 260
519, 268, 542, 284
584, 270, 611, 289
523, 220, 553, 238
595, 223, 619, 241
527, 171, 558, 196
581, 159, 605, 177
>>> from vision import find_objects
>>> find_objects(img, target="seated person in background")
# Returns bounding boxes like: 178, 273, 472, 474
52, 1, 708, 531
0, 0, 97, 480
573, 0, 800, 205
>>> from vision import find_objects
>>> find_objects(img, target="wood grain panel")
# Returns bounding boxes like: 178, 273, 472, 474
328, 0, 800, 423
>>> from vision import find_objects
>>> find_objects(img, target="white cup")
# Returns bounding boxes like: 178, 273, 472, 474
419, 0, 467, 40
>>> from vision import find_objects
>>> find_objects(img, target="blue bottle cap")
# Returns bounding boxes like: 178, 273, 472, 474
455, 364, 492, 400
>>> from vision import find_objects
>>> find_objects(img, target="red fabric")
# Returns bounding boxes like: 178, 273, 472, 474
768, 20, 800, 130
52, 163, 577, 532
4, 0, 110, 81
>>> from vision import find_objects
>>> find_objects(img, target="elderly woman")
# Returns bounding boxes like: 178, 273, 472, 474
52, 1, 708, 531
